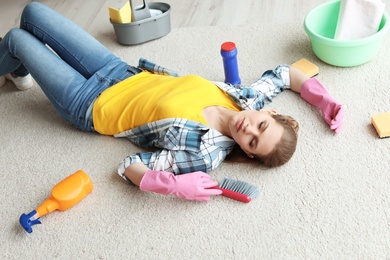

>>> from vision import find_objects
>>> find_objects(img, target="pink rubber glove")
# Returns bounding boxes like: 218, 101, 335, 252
139, 170, 222, 202
300, 77, 344, 133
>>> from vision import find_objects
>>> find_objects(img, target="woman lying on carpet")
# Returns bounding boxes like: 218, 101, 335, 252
0, 3, 344, 202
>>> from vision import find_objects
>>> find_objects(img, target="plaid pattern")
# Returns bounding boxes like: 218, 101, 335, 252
116, 118, 236, 182
117, 60, 291, 181
214, 64, 290, 110
138, 58, 183, 77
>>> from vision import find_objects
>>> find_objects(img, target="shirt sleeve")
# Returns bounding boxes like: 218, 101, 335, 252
214, 64, 291, 110
117, 148, 217, 184
248, 64, 291, 104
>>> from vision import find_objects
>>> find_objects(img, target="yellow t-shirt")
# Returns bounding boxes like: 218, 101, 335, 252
92, 71, 241, 135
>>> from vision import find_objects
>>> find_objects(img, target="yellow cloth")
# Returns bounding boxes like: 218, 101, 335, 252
92, 71, 241, 135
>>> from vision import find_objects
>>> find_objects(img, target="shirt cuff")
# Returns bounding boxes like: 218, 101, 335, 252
117, 155, 142, 185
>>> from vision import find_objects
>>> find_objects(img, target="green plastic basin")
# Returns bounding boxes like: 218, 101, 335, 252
304, 0, 390, 67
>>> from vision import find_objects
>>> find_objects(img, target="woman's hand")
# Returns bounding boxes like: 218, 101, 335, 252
300, 77, 344, 133
140, 170, 222, 201
124, 164, 222, 201
289, 65, 344, 133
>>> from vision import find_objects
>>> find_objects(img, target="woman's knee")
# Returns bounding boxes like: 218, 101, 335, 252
20, 2, 46, 27
22, 2, 44, 16
5, 28, 27, 43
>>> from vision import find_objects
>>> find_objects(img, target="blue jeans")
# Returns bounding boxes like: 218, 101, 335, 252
0, 2, 140, 131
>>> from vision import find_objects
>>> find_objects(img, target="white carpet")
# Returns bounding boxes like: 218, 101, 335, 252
1, 22, 390, 259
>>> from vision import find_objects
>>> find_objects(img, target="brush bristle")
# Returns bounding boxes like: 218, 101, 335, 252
219, 177, 260, 199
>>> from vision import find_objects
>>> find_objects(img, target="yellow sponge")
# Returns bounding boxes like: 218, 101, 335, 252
108, 2, 132, 23
291, 58, 319, 78
371, 112, 390, 138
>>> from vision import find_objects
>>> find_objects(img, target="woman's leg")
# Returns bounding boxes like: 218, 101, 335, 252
0, 28, 89, 123
0, 3, 133, 130
19, 2, 123, 79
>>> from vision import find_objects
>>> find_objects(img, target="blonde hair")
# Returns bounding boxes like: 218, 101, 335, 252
225, 114, 299, 167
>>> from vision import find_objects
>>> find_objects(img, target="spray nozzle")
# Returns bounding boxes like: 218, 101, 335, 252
19, 210, 41, 233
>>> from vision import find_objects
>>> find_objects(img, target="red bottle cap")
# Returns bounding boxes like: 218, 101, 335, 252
221, 42, 236, 52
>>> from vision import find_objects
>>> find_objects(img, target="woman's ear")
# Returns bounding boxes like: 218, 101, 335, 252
268, 109, 277, 115
243, 150, 254, 159
240, 146, 254, 159
262, 109, 277, 115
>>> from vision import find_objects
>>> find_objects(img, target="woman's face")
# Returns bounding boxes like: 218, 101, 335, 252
229, 110, 284, 158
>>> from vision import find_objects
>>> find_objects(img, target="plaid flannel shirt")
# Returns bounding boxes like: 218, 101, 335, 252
117, 58, 290, 181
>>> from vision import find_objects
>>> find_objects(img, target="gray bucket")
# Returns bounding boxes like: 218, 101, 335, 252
110, 1, 171, 45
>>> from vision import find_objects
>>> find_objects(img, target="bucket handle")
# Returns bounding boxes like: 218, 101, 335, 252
130, 0, 152, 22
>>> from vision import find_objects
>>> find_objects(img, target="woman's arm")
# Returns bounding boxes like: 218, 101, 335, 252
216, 64, 291, 111
122, 163, 222, 202
289, 65, 309, 93
124, 163, 149, 186
291, 65, 344, 133
120, 148, 214, 185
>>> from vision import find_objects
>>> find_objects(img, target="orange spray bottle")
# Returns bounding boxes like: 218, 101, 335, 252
19, 170, 93, 233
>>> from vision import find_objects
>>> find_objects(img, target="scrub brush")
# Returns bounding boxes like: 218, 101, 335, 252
215, 177, 260, 203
